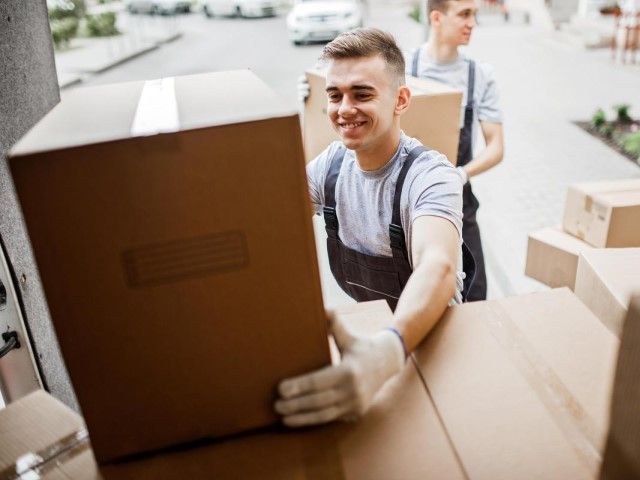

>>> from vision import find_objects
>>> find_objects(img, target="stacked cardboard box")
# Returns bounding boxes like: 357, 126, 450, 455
526, 179, 640, 292
0, 292, 621, 479
574, 248, 640, 336
303, 69, 462, 165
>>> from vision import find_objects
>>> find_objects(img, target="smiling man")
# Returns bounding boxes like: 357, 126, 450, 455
274, 28, 466, 427
409, 0, 504, 301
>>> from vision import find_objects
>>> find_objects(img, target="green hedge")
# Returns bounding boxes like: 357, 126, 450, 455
51, 17, 79, 48
85, 12, 119, 37
623, 131, 640, 159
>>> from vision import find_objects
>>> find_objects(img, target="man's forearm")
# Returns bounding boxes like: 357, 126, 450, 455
392, 255, 456, 352
461, 139, 503, 178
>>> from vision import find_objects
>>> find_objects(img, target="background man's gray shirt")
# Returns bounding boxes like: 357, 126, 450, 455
307, 133, 464, 302
408, 49, 503, 152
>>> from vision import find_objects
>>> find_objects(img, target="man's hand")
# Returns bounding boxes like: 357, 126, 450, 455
275, 314, 405, 427
297, 75, 310, 104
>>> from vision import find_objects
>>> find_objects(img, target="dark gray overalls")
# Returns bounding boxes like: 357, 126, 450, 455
412, 51, 487, 301
323, 145, 476, 311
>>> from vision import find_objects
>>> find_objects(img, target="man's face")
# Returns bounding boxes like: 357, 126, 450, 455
436, 0, 478, 46
325, 55, 404, 154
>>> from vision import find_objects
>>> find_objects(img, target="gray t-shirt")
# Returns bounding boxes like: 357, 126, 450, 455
407, 47, 503, 150
307, 133, 464, 302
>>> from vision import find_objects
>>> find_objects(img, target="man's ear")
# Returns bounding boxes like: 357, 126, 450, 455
429, 9, 440, 26
395, 85, 411, 116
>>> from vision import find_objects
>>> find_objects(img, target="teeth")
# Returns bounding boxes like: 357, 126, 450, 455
341, 122, 364, 129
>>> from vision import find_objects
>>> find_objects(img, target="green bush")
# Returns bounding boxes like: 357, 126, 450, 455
86, 12, 119, 37
623, 132, 640, 158
408, 2, 421, 23
50, 17, 79, 48
48, 0, 76, 20
598, 123, 614, 139
70, 0, 87, 17
614, 104, 633, 124
591, 108, 606, 129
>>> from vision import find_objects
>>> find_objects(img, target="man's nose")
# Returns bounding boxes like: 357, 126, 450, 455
338, 96, 356, 116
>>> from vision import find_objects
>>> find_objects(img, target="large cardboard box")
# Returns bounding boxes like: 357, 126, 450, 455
303, 69, 462, 165
414, 288, 619, 479
0, 302, 467, 480
562, 179, 640, 248
574, 248, 640, 336
525, 226, 594, 289
8, 71, 331, 462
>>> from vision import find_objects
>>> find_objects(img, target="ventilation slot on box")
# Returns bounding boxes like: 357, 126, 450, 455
122, 231, 249, 287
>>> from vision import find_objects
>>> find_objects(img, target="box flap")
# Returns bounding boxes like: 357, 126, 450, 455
579, 249, 640, 309
10, 70, 297, 157
529, 227, 593, 255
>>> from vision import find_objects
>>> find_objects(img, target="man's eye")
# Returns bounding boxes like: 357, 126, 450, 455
356, 94, 372, 100
328, 94, 341, 102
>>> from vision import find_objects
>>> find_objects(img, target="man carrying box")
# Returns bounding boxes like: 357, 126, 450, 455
275, 28, 469, 427
409, 0, 504, 300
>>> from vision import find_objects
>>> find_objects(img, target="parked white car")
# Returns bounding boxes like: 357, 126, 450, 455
125, 0, 192, 15
202, 0, 278, 18
286, 0, 363, 45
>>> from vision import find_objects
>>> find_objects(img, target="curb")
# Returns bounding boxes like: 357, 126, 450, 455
58, 32, 183, 89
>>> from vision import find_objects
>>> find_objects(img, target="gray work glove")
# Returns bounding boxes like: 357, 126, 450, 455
275, 314, 405, 427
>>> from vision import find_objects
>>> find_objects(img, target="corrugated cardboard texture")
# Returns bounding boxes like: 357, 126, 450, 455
574, 248, 640, 336
8, 71, 330, 463
600, 295, 640, 480
1, 302, 465, 479
414, 289, 618, 479
0, 0, 77, 409
562, 179, 640, 248
303, 69, 461, 164
525, 226, 594, 289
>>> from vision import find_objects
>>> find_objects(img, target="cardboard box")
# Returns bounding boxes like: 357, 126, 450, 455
0, 302, 467, 480
525, 226, 594, 289
600, 295, 640, 479
414, 288, 619, 479
0, 391, 98, 479
8, 71, 331, 462
562, 179, 640, 248
574, 248, 640, 336
303, 69, 462, 165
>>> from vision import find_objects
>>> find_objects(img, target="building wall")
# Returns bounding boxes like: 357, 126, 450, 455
0, 0, 78, 410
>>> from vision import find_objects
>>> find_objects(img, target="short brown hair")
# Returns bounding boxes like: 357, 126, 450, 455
428, 0, 454, 15
320, 28, 406, 86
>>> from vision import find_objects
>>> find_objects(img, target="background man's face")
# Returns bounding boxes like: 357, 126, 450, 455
438, 0, 478, 46
325, 55, 400, 154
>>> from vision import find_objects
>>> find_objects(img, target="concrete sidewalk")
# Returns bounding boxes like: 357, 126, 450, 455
54, 10, 183, 88
463, 17, 640, 298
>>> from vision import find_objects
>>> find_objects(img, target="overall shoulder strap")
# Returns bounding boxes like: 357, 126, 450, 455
323, 145, 347, 238
411, 46, 420, 77
465, 60, 476, 109
324, 145, 346, 208
389, 145, 430, 261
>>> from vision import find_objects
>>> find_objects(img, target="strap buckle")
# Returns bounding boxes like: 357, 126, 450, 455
389, 223, 406, 252
323, 206, 339, 239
